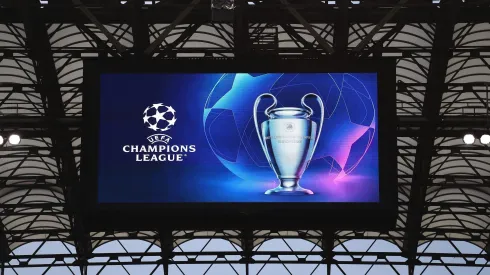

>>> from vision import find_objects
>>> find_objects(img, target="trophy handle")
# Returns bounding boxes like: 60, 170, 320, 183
301, 93, 324, 162
253, 93, 277, 164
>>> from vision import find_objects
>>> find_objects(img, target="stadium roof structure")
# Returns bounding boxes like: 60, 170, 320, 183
0, 0, 490, 274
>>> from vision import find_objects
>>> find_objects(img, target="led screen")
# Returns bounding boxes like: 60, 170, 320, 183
98, 73, 379, 203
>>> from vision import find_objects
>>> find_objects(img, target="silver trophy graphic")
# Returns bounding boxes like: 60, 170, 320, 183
253, 93, 324, 195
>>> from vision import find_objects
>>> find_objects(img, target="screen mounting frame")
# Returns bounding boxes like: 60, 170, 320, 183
80, 57, 397, 231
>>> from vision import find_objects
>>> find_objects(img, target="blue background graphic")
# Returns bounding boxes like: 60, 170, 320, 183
98, 73, 379, 203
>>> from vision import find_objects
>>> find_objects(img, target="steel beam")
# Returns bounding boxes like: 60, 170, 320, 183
353, 0, 409, 53
76, 23, 123, 57
159, 230, 173, 275
4, 249, 490, 260
402, 1, 458, 274
279, 0, 334, 54
144, 0, 201, 56
130, 0, 150, 56
0, 223, 10, 267
234, 0, 250, 58
281, 24, 318, 53
359, 22, 404, 58
333, 0, 349, 55
322, 229, 335, 275
3, 5, 490, 24
20, 0, 92, 273
71, 0, 127, 54
241, 229, 254, 275
1, 259, 489, 268
157, 24, 202, 58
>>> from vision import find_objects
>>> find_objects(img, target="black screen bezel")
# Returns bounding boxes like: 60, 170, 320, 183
80, 58, 397, 231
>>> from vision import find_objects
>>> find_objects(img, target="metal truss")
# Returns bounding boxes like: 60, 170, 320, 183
1, 0, 490, 274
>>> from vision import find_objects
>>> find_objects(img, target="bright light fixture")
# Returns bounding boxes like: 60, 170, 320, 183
0, 136, 3, 145
463, 134, 475, 145
480, 134, 490, 145
8, 134, 21, 145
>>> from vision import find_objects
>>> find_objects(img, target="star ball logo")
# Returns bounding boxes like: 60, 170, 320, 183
121, 103, 197, 162
143, 103, 177, 144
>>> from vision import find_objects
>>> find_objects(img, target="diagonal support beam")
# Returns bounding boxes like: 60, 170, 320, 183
157, 24, 201, 57
144, 0, 201, 56
72, 0, 127, 54
402, 2, 457, 274
353, 0, 409, 52
279, 0, 334, 54
359, 22, 404, 58
281, 24, 317, 52
76, 23, 123, 57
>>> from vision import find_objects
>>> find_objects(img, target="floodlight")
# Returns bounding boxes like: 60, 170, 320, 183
480, 134, 490, 145
463, 134, 475, 145
8, 134, 21, 145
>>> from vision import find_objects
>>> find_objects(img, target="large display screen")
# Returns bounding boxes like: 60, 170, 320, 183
98, 72, 379, 204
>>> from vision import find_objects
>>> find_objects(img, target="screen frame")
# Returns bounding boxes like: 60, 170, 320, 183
80, 57, 397, 231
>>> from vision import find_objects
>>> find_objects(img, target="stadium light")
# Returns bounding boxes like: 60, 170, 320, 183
8, 134, 21, 145
480, 134, 490, 145
463, 134, 475, 145
0, 135, 3, 145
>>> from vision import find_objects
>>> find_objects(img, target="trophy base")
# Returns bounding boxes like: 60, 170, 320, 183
265, 179, 313, 195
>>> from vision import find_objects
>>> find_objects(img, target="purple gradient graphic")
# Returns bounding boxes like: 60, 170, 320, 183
313, 99, 372, 181
204, 73, 379, 202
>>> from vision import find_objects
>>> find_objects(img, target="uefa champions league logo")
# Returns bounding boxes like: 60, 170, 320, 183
143, 103, 177, 144
121, 102, 196, 162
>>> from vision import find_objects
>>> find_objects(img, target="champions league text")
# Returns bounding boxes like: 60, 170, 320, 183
122, 145, 196, 162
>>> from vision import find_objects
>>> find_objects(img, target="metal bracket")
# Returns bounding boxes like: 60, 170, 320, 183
353, 0, 409, 52
72, 0, 127, 54
144, 0, 202, 56
279, 0, 335, 55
